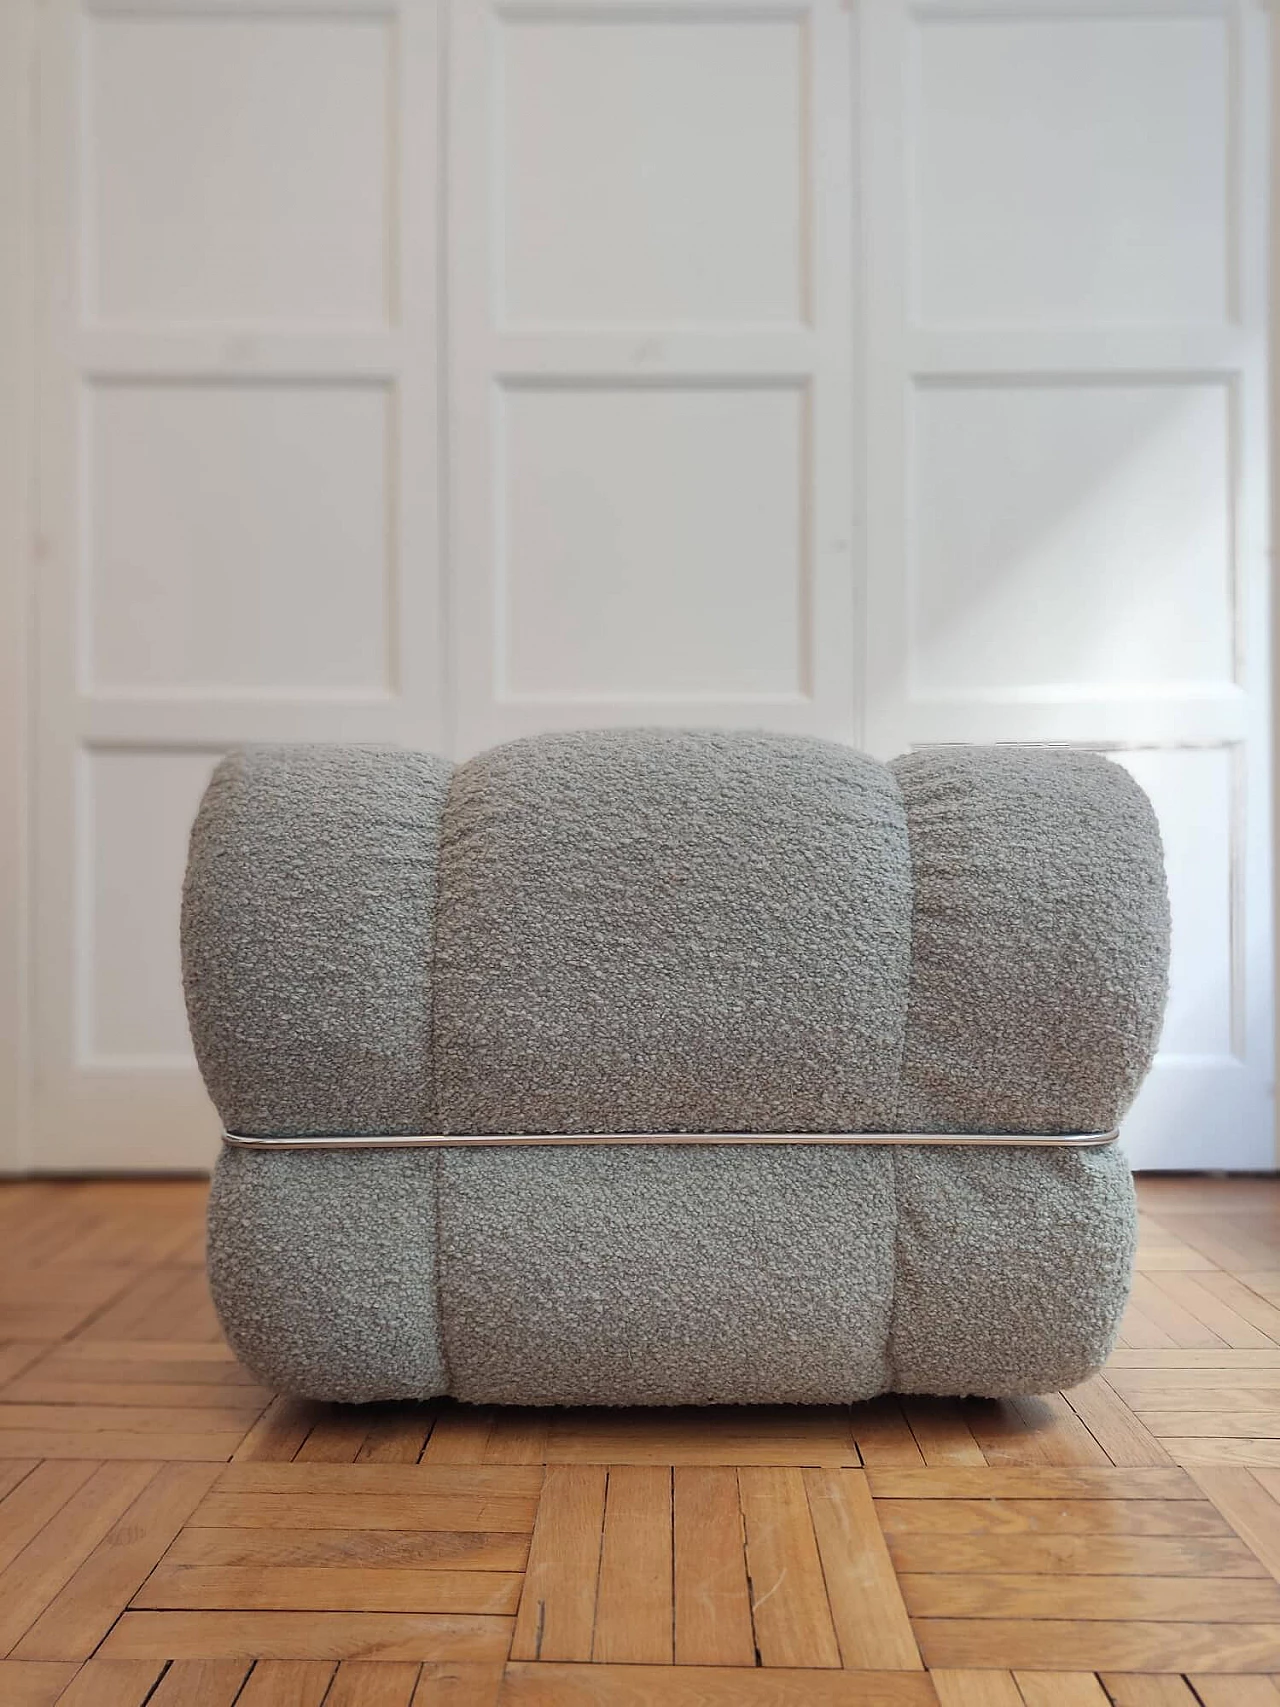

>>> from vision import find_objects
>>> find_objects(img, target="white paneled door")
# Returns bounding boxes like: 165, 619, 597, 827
12, 0, 1272, 1170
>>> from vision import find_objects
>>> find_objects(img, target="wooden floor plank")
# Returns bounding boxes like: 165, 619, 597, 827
133, 1564, 523, 1615
191, 1492, 539, 1534
546, 1406, 859, 1467
0, 1429, 242, 1461
900, 1399, 986, 1467
899, 1570, 1280, 1620
419, 1407, 495, 1465
1140, 1409, 1280, 1438
498, 1663, 938, 1705
1240, 1272, 1280, 1305
0, 1461, 158, 1654
295, 1411, 376, 1465
1116, 1304, 1178, 1351
145, 1659, 253, 1705
1187, 1680, 1280, 1707
1061, 1378, 1176, 1467
0, 1661, 80, 1706
0, 1403, 262, 1435
874, 1497, 1231, 1536
738, 1466, 841, 1669
509, 1464, 604, 1663
408, 1661, 503, 1707
1128, 1276, 1227, 1349
1165, 1439, 1280, 1468
1148, 1273, 1277, 1350
592, 1467, 673, 1665
849, 1399, 924, 1466
323, 1661, 423, 1707
41, 1341, 249, 1377
4, 1377, 272, 1410
1108, 1349, 1280, 1369
165, 1527, 529, 1572
0, 1461, 99, 1575
1101, 1678, 1209, 1705
216, 1464, 542, 1497
891, 1527, 1264, 1576
98, 1610, 515, 1661
1014, 1676, 1111, 1707
1112, 1380, 1280, 1407
49, 1657, 166, 1707
964, 1396, 1111, 1468
866, 1468, 1198, 1499
915, 1618, 1280, 1670
802, 1467, 921, 1670
1195, 1272, 1280, 1341
929, 1672, 1024, 1707
356, 1410, 437, 1466
0, 1459, 38, 1504
1135, 1243, 1216, 1274
232, 1398, 322, 1464
1191, 1465, 1280, 1578
73, 1268, 223, 1345
672, 1466, 755, 1668
234, 1660, 337, 1706
1157, 1212, 1280, 1273
12, 1461, 220, 1660
480, 1411, 551, 1467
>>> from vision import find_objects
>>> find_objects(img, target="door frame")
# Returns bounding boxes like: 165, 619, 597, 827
0, 0, 36, 1176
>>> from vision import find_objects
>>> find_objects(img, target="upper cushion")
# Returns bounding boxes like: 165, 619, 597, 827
433, 729, 910, 1134
182, 732, 1169, 1138
182, 744, 452, 1138
892, 746, 1171, 1134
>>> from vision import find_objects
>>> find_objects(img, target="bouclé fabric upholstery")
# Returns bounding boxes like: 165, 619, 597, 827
182, 732, 1169, 1404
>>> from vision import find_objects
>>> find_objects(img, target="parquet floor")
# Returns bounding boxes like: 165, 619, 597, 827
0, 1179, 1278, 1705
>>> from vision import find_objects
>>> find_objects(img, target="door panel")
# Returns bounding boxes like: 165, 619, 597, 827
23, 0, 1272, 1170
31, 0, 443, 1170
863, 0, 1271, 1169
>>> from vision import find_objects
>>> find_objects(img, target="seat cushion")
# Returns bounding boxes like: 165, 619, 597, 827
207, 1139, 1136, 1404
183, 732, 1169, 1139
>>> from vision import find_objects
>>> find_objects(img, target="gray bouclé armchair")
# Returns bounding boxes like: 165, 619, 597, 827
182, 732, 1169, 1406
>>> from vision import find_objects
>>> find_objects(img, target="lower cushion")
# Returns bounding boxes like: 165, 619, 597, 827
889, 1144, 1137, 1395
437, 1144, 896, 1405
207, 1141, 1136, 1404
207, 1148, 446, 1406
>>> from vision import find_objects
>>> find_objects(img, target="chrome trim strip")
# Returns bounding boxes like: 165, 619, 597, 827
222, 1127, 1120, 1151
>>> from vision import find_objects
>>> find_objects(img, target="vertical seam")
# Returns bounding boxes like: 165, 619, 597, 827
427, 765, 459, 1396
884, 768, 916, 1394
425, 766, 457, 1132
432, 1149, 451, 1395
886, 1148, 901, 1395
886, 768, 916, 1132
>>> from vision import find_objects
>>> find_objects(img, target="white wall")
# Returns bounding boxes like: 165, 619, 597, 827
0, 0, 1272, 1171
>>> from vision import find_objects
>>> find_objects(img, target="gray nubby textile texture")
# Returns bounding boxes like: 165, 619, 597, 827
208, 1148, 446, 1405
888, 1144, 1137, 1396
433, 729, 911, 1134
437, 1144, 897, 1405
186, 732, 1169, 1404
182, 745, 452, 1138
891, 746, 1171, 1135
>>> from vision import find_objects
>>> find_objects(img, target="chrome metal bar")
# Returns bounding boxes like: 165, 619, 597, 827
222, 1127, 1119, 1151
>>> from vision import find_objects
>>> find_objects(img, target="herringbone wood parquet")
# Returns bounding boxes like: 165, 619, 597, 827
0, 1176, 1278, 1704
